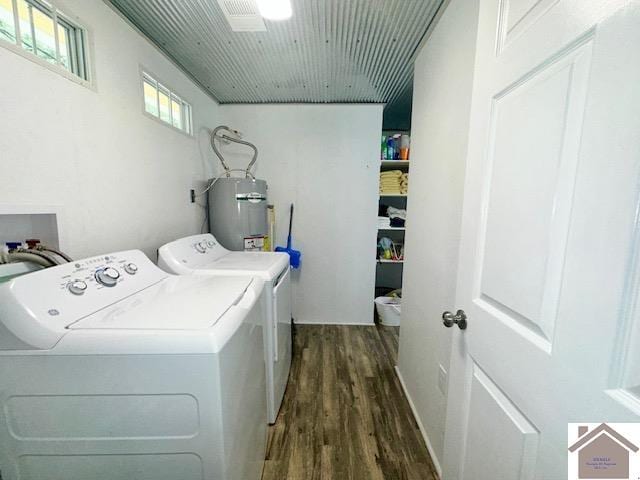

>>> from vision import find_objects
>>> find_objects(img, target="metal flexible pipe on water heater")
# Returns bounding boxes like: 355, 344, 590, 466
210, 126, 258, 178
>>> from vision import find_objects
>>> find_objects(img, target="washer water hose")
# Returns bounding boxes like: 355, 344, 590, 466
1, 241, 73, 268
36, 245, 73, 262
15, 248, 60, 266
0, 251, 55, 268
210, 125, 258, 179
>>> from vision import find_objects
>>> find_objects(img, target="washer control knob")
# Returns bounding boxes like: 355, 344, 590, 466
207, 241, 215, 247
68, 280, 88, 295
195, 241, 207, 253
95, 267, 120, 287
124, 263, 138, 275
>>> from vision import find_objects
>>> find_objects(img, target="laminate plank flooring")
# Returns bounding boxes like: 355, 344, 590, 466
262, 325, 438, 480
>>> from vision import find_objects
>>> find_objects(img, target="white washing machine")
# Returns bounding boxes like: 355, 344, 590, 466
0, 250, 266, 480
158, 233, 292, 424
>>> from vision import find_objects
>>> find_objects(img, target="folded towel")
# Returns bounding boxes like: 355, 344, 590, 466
380, 170, 403, 178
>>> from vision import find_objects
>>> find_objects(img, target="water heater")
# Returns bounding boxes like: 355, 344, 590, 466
208, 178, 268, 251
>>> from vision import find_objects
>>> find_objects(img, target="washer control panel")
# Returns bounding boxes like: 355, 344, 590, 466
61, 255, 141, 296
2, 250, 167, 327
0, 250, 169, 350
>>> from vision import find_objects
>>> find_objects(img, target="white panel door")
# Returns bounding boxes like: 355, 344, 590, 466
443, 1, 640, 479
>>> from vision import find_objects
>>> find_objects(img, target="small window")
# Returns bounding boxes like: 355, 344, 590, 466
142, 72, 193, 135
0, 0, 88, 81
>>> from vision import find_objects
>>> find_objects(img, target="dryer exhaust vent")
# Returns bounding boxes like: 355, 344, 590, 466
216, 0, 266, 32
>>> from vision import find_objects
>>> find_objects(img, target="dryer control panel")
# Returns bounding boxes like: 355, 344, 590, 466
0, 250, 168, 350
158, 234, 231, 273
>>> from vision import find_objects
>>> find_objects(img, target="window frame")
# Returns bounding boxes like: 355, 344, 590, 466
0, 0, 93, 88
140, 67, 194, 137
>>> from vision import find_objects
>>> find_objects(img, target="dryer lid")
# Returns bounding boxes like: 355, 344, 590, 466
69, 275, 254, 330
157, 233, 289, 279
203, 251, 289, 280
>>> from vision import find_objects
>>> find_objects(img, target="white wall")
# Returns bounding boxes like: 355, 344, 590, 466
0, 0, 223, 260
220, 104, 382, 324
396, 0, 479, 474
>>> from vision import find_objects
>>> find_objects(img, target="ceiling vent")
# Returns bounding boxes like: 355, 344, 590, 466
216, 0, 266, 32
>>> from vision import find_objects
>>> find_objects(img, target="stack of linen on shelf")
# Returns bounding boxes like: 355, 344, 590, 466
379, 170, 403, 195
400, 173, 409, 194
378, 216, 391, 229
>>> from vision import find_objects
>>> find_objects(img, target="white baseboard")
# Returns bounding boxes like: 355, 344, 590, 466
394, 366, 443, 479
292, 321, 375, 326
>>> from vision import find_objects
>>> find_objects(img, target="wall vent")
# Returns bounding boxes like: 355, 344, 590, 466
216, 0, 266, 32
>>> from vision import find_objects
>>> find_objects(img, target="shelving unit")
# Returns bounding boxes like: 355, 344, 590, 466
376, 152, 409, 294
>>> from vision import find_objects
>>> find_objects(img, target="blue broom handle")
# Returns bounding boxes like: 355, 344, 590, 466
288, 204, 294, 237
287, 204, 294, 248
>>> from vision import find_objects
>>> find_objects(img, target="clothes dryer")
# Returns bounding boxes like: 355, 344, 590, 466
158, 234, 291, 424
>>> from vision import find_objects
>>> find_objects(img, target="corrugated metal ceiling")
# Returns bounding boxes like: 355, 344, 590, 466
109, 0, 443, 105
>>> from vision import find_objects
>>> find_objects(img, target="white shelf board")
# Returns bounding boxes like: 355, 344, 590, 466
377, 259, 404, 264
378, 227, 405, 231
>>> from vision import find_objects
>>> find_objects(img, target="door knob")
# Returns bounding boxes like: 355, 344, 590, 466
442, 310, 467, 330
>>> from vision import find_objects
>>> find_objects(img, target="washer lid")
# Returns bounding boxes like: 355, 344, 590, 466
69, 275, 254, 330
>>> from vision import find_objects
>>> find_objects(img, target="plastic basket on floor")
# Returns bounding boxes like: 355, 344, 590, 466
374, 296, 401, 326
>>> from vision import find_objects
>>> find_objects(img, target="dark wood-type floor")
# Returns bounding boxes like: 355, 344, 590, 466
262, 324, 438, 480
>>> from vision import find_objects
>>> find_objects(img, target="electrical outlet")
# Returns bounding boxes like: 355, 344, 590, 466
190, 189, 196, 203
437, 364, 447, 395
